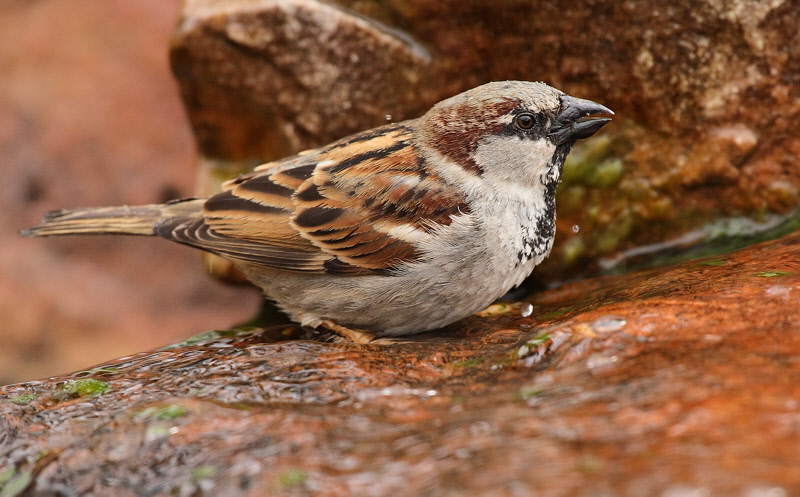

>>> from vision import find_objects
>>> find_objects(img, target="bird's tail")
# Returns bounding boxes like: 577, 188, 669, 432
20, 199, 205, 238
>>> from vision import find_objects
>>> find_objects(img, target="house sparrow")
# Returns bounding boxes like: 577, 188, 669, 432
23, 81, 612, 342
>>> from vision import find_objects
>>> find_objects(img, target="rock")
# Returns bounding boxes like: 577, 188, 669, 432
3, 232, 800, 495
171, 0, 435, 170
170, 0, 800, 282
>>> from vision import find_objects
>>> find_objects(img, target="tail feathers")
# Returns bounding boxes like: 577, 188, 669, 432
21, 199, 205, 238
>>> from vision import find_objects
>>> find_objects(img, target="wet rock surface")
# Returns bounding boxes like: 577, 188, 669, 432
3, 232, 800, 496
6, 0, 800, 382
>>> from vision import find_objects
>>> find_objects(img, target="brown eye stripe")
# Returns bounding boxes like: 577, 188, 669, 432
424, 97, 517, 176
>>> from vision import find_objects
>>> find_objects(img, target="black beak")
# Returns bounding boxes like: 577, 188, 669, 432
548, 95, 614, 146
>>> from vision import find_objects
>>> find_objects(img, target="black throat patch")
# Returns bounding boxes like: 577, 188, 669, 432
516, 144, 569, 265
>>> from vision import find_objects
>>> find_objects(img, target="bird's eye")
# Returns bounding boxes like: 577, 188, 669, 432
514, 113, 536, 130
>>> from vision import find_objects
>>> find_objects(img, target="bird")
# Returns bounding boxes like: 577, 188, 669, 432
22, 81, 613, 343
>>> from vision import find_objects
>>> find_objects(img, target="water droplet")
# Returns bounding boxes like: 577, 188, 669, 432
765, 285, 792, 298
520, 303, 533, 317
591, 315, 626, 333
572, 225, 580, 233
586, 353, 618, 372
385, 114, 392, 121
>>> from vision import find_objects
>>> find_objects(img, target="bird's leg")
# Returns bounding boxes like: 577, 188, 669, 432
319, 319, 379, 344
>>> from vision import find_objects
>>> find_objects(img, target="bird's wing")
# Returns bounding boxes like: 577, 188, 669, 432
156, 122, 469, 275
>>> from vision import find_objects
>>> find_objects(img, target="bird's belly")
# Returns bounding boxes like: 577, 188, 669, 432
239, 203, 549, 336
239, 239, 537, 337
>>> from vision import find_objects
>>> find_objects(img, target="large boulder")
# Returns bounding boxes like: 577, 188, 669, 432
172, 0, 800, 280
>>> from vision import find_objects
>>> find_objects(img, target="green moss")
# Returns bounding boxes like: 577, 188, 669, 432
575, 456, 604, 474
7, 394, 36, 405
562, 135, 613, 184
145, 425, 171, 438
754, 271, 793, 277
204, 158, 255, 186
190, 465, 217, 483
557, 185, 587, 213
513, 388, 544, 401
561, 133, 624, 189
452, 357, 485, 368
647, 196, 674, 218
561, 236, 585, 265
61, 378, 110, 397
619, 177, 656, 201
590, 159, 625, 188
594, 211, 634, 253
277, 469, 308, 490
527, 333, 552, 346
0, 468, 15, 484
695, 259, 727, 267
134, 404, 189, 421
0, 470, 32, 497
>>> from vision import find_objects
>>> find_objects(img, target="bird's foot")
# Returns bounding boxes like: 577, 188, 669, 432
319, 320, 395, 344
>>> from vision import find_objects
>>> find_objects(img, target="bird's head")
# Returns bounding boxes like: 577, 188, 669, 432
420, 80, 613, 188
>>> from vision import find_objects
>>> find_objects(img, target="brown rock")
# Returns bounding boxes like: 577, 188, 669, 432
171, 0, 436, 171
3, 233, 800, 495
170, 0, 800, 280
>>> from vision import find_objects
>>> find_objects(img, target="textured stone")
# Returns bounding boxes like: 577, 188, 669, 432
3, 232, 800, 495
171, 0, 435, 175
171, 0, 800, 281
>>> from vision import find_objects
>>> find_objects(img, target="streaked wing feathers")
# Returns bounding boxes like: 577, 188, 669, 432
159, 122, 469, 274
